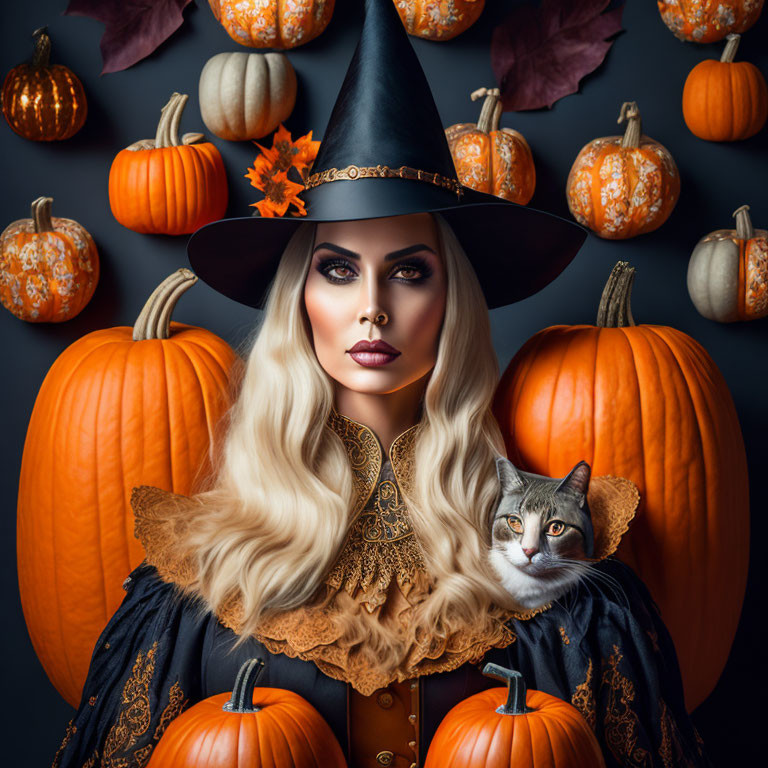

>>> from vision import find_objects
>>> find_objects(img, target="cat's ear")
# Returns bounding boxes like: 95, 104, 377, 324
557, 460, 591, 503
495, 457, 525, 494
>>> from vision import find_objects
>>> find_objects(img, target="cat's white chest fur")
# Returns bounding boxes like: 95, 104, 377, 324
490, 541, 578, 610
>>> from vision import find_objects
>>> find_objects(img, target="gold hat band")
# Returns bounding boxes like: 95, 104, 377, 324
305, 163, 464, 199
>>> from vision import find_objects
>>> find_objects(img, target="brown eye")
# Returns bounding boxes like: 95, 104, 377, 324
506, 516, 523, 534
546, 520, 566, 536
328, 265, 354, 280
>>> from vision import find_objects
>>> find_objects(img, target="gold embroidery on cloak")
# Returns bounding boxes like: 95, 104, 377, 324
601, 645, 652, 767
571, 658, 596, 731
52, 720, 77, 768
81, 642, 189, 768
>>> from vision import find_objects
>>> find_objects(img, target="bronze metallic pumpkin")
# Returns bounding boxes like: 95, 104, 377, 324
2, 28, 87, 141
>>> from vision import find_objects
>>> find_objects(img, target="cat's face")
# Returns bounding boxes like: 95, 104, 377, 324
489, 457, 595, 609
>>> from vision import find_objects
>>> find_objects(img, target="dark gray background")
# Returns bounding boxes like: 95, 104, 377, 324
2, 0, 765, 762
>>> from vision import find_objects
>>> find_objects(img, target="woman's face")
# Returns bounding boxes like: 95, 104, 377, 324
304, 213, 447, 396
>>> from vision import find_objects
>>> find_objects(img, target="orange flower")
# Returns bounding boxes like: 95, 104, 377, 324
251, 170, 307, 218
246, 124, 321, 217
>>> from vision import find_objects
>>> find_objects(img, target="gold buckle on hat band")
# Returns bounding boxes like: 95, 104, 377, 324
305, 164, 464, 199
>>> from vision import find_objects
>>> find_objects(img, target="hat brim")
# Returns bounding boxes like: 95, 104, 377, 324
186, 179, 587, 310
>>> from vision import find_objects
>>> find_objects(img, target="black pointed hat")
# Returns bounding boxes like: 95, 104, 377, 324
187, 0, 587, 310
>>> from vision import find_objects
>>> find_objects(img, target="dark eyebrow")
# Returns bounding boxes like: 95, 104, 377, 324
312, 242, 436, 261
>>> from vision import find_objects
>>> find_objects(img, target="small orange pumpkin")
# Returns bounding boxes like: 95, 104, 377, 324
147, 658, 348, 767
687, 204, 768, 321
2, 27, 87, 141
394, 0, 485, 40
566, 101, 680, 239
17, 269, 238, 706
658, 0, 763, 43
108, 92, 228, 235
0, 196, 98, 322
208, 0, 335, 49
425, 663, 605, 768
446, 87, 535, 205
683, 33, 767, 142
492, 261, 750, 711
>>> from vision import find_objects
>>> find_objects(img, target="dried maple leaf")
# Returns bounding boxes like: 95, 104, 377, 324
64, 0, 193, 75
491, 0, 625, 111
252, 170, 308, 218
246, 124, 320, 216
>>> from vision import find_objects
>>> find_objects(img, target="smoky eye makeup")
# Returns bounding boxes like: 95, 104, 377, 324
315, 257, 357, 283
388, 255, 433, 282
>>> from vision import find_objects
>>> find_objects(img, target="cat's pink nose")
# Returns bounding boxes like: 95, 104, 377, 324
523, 547, 538, 559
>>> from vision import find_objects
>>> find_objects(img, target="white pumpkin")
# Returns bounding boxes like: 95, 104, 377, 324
687, 205, 768, 322
199, 52, 297, 141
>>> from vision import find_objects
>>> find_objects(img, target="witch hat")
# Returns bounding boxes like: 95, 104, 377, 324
187, 0, 587, 310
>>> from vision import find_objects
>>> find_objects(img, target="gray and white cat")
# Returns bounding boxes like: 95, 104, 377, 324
489, 456, 595, 610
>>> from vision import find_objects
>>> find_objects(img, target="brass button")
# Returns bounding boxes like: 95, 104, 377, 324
376, 751, 394, 767
410, 681, 418, 690
408, 741, 416, 749
408, 713, 417, 724
410, 764, 417, 768
377, 691, 394, 709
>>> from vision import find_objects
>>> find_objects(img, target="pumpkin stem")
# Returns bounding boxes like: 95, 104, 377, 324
482, 663, 532, 715
223, 658, 265, 713
721, 33, 741, 63
31, 196, 54, 233
471, 87, 502, 133
596, 261, 636, 327
31, 27, 51, 68
733, 205, 754, 240
154, 93, 188, 148
132, 268, 198, 341
618, 101, 642, 148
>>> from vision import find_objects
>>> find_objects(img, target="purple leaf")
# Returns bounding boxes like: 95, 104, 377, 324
64, 0, 193, 74
491, 0, 625, 111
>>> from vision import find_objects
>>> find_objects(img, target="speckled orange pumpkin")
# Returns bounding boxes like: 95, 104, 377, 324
108, 92, 228, 235
658, 0, 763, 43
683, 34, 767, 142
2, 28, 87, 141
446, 87, 535, 205
566, 102, 680, 239
208, 0, 335, 49
0, 197, 98, 322
394, 0, 485, 39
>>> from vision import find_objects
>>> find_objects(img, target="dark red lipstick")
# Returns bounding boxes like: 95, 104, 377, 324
347, 340, 401, 367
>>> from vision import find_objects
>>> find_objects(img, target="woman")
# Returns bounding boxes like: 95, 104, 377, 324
53, 1, 708, 766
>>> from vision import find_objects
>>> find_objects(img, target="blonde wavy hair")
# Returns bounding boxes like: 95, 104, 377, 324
176, 213, 517, 654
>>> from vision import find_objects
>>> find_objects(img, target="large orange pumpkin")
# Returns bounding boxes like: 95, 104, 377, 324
1, 27, 87, 141
394, 0, 485, 40
147, 658, 347, 767
682, 33, 767, 142
493, 262, 750, 711
108, 92, 228, 235
425, 663, 605, 768
0, 196, 98, 322
208, 0, 335, 49
446, 87, 535, 205
17, 269, 239, 706
566, 102, 680, 239
658, 0, 763, 43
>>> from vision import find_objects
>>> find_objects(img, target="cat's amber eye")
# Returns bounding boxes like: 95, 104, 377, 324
546, 520, 566, 536
506, 516, 524, 534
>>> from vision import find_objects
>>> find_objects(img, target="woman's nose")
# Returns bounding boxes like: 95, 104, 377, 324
358, 273, 389, 327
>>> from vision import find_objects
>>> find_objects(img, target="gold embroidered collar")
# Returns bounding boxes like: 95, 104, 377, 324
325, 409, 425, 610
